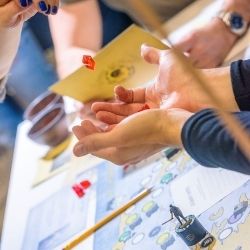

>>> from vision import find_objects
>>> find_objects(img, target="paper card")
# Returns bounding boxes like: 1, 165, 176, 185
50, 25, 168, 102
170, 167, 249, 216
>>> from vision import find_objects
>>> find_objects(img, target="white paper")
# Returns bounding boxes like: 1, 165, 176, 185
170, 167, 249, 216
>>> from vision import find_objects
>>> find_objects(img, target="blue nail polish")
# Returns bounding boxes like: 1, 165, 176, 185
39, 1, 47, 11
20, 0, 28, 7
51, 6, 58, 14
45, 4, 51, 14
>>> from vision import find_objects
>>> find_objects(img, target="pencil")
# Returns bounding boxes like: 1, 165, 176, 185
63, 187, 152, 250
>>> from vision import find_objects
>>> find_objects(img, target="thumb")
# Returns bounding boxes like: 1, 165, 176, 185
141, 44, 161, 65
73, 131, 116, 157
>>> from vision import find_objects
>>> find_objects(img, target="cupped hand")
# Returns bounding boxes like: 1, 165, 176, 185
92, 44, 208, 126
72, 108, 193, 165
175, 18, 237, 68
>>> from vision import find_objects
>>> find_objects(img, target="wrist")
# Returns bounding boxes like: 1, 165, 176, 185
202, 67, 239, 111
213, 17, 238, 44
161, 109, 193, 147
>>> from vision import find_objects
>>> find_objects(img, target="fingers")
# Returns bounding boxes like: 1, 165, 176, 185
18, 0, 59, 15
114, 85, 145, 103
72, 120, 99, 140
73, 109, 164, 157
96, 111, 124, 125
90, 144, 163, 165
141, 44, 161, 64
92, 102, 145, 116
73, 131, 116, 157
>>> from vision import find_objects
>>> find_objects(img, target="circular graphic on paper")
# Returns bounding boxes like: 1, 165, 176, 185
228, 213, 243, 224
156, 232, 175, 249
142, 201, 159, 217
149, 226, 161, 238
132, 233, 145, 245
151, 187, 164, 198
218, 227, 233, 241
160, 173, 174, 185
228, 201, 248, 224
105, 64, 134, 84
119, 231, 132, 243
126, 214, 142, 230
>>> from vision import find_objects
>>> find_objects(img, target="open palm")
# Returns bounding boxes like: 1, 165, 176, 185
92, 45, 201, 126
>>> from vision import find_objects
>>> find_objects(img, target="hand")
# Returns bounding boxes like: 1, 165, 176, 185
90, 46, 202, 126
175, 18, 238, 68
0, 0, 59, 29
72, 108, 193, 165
92, 44, 238, 127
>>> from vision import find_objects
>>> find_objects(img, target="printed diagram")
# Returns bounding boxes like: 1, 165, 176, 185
95, 151, 250, 250
198, 180, 250, 250
95, 151, 199, 250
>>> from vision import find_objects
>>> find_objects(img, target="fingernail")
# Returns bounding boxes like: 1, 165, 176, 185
45, 4, 51, 14
51, 5, 58, 14
38, 1, 47, 11
28, 0, 32, 5
20, 0, 28, 7
74, 144, 86, 156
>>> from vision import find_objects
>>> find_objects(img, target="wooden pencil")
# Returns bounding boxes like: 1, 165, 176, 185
63, 187, 152, 250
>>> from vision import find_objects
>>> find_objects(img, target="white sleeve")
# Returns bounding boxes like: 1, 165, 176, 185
0, 76, 7, 102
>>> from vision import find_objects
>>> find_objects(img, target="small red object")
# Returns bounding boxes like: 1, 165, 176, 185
82, 55, 95, 70
138, 103, 150, 112
80, 180, 91, 189
72, 184, 85, 198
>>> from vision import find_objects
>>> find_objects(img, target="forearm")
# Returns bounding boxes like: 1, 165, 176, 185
230, 60, 250, 110
201, 66, 239, 111
0, 24, 22, 79
49, 0, 101, 78
181, 109, 250, 174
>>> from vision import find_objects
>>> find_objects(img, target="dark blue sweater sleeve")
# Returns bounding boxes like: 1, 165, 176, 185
231, 60, 250, 110
181, 109, 250, 174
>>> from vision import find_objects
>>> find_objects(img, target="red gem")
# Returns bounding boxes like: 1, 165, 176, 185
138, 104, 150, 112
82, 55, 95, 70
80, 180, 91, 189
72, 184, 85, 198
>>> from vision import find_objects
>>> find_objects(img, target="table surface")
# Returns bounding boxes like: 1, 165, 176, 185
2, 0, 250, 249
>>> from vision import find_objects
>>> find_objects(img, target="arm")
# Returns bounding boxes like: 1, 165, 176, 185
0, 0, 59, 101
175, 0, 250, 68
230, 59, 250, 110
0, 25, 22, 80
0, 25, 22, 101
48, 0, 102, 78
182, 109, 250, 174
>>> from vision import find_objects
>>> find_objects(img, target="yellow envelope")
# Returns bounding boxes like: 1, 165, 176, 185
50, 25, 168, 102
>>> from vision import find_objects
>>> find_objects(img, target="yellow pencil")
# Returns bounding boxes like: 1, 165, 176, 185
63, 187, 152, 250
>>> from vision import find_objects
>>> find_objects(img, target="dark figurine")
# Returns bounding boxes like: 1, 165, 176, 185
162, 204, 188, 225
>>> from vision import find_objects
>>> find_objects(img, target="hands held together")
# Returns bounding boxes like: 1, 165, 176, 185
72, 44, 239, 164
